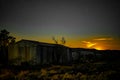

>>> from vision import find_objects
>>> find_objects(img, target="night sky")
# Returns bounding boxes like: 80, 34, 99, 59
0, 0, 120, 50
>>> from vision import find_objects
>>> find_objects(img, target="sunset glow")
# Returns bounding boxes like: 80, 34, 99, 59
94, 46, 104, 50
13, 34, 120, 50
82, 41, 97, 48
1, 0, 120, 50
0, 0, 120, 80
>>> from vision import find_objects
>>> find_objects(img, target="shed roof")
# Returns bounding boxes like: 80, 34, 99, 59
16, 39, 66, 47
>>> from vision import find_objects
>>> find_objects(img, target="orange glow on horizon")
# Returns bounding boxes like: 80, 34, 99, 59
94, 46, 104, 50
13, 34, 120, 50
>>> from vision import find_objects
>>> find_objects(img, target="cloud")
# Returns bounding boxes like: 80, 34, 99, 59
82, 41, 97, 48
94, 38, 113, 41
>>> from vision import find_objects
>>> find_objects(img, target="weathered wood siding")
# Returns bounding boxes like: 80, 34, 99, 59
8, 40, 72, 65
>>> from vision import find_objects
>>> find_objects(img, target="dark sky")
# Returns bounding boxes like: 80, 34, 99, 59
0, 0, 120, 49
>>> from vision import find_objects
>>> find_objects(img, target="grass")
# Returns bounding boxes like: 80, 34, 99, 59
0, 62, 120, 80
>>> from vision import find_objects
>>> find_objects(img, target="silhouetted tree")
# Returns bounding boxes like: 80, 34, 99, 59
61, 37, 66, 45
52, 37, 58, 44
0, 29, 16, 65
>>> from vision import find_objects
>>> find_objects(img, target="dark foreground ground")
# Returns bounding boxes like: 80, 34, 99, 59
0, 61, 120, 80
